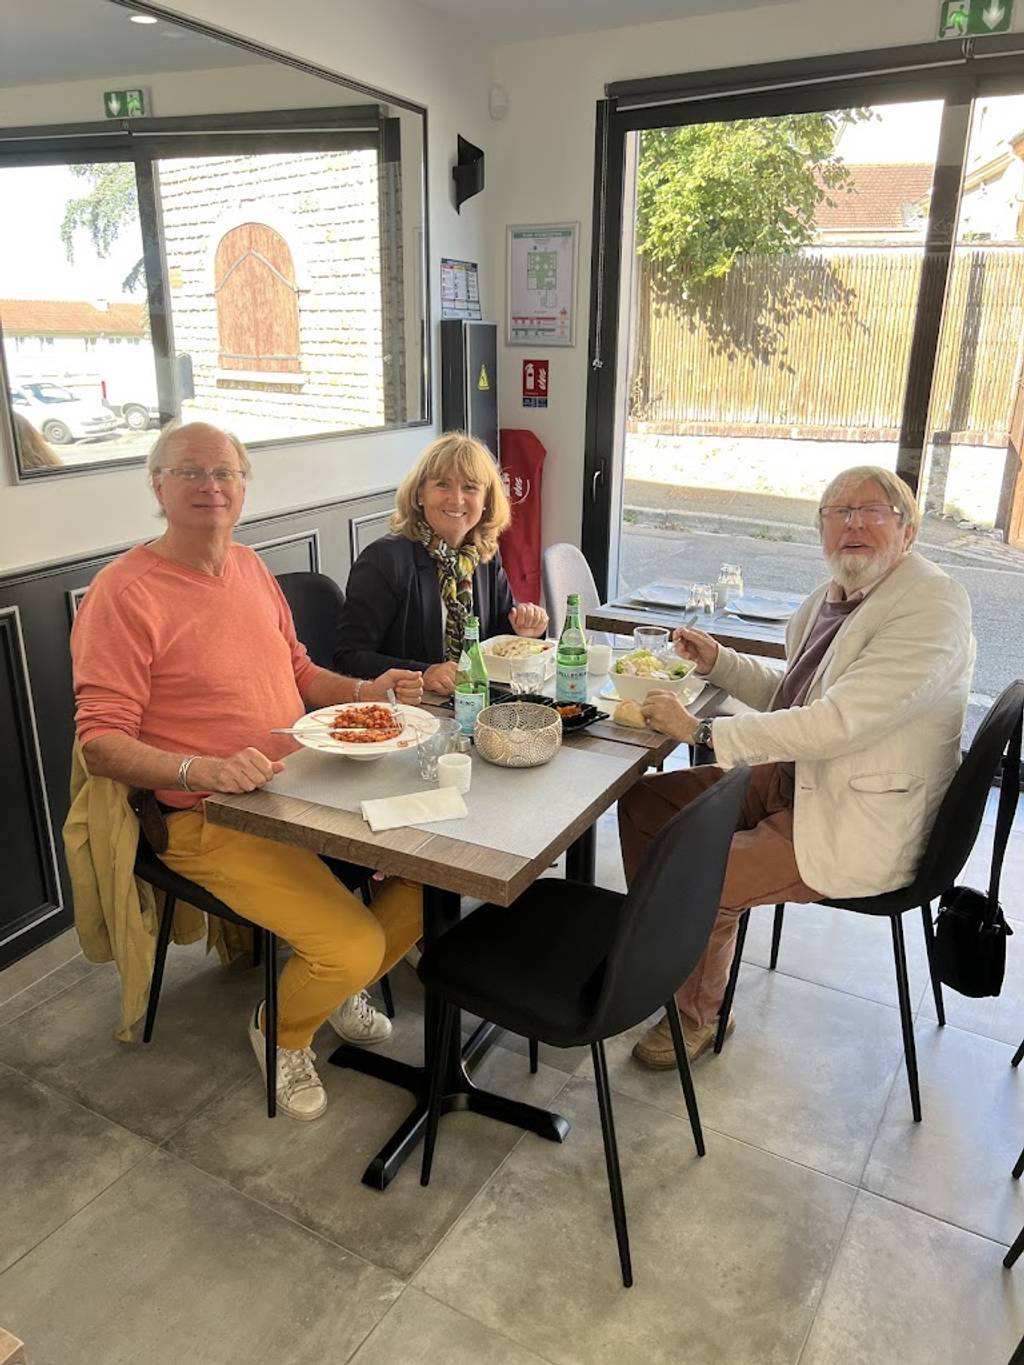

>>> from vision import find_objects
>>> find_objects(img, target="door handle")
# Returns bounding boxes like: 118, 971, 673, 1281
591, 467, 604, 502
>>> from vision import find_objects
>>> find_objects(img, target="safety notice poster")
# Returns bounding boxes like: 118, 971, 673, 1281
506, 223, 577, 346
440, 258, 481, 319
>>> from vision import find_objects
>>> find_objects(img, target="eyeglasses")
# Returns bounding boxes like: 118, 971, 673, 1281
819, 503, 901, 526
159, 466, 246, 485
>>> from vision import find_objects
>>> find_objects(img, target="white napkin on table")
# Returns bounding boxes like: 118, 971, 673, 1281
360, 785, 468, 833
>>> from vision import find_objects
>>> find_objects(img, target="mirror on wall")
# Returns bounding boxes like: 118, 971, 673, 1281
0, 0, 429, 481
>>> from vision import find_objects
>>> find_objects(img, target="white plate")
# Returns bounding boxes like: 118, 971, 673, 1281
290, 702, 438, 761
629, 582, 693, 610
724, 594, 799, 623
599, 677, 707, 707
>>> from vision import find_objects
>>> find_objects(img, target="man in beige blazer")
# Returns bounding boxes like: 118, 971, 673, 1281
619, 465, 975, 1067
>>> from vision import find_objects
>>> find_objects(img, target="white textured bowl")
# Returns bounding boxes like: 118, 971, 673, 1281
479, 635, 556, 685
612, 668, 705, 705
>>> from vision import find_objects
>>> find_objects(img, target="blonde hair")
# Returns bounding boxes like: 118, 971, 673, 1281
818, 465, 921, 534
13, 414, 63, 471
391, 432, 510, 561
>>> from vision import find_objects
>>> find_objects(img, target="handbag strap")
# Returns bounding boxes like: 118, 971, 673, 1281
987, 710, 1023, 924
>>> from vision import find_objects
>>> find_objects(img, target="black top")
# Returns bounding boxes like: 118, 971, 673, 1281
334, 533, 516, 677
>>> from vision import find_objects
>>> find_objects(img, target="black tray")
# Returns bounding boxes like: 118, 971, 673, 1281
490, 692, 609, 733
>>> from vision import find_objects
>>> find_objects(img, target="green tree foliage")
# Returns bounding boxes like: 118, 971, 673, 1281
60, 162, 145, 293
636, 112, 867, 288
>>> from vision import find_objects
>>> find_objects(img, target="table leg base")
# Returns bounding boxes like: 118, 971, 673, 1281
328, 1036, 570, 1191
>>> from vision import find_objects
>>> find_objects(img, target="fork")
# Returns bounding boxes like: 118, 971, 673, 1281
386, 687, 402, 724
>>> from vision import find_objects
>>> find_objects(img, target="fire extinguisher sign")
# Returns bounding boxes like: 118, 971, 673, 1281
522, 359, 549, 409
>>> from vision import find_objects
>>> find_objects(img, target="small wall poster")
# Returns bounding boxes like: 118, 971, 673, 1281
522, 358, 549, 408
440, 258, 481, 319
506, 223, 577, 346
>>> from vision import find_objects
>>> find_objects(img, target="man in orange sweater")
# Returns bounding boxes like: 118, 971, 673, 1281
71, 420, 425, 1121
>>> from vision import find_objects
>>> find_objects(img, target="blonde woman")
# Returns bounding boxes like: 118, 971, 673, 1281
13, 413, 63, 471
335, 432, 548, 694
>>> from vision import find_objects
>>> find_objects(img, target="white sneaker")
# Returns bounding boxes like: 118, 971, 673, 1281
248, 1004, 328, 1121
328, 990, 393, 1045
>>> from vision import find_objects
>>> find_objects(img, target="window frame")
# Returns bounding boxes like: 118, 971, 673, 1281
0, 103, 430, 483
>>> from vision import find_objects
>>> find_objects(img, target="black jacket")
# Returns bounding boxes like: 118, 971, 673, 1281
334, 534, 516, 677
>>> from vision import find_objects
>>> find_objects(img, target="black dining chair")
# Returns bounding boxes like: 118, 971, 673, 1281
134, 831, 282, 1117
277, 568, 394, 1019
417, 764, 752, 1287
713, 678, 1024, 1123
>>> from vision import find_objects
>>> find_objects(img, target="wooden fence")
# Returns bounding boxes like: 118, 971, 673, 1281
628, 246, 1024, 443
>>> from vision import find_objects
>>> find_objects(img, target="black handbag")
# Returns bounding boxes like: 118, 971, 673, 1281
934, 714, 1021, 998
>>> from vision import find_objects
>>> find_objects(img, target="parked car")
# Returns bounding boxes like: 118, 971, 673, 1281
9, 379, 119, 444
101, 378, 159, 432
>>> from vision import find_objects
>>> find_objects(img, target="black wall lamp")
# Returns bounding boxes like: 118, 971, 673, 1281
452, 135, 484, 212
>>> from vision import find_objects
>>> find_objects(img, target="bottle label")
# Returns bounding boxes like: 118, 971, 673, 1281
556, 664, 588, 703
454, 691, 486, 736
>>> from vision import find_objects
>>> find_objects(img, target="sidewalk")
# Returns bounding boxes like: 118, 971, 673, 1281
623, 478, 1024, 575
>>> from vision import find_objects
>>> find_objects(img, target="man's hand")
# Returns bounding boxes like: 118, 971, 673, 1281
367, 668, 424, 705
509, 602, 549, 638
641, 691, 699, 743
190, 748, 284, 794
673, 626, 719, 675
423, 661, 458, 695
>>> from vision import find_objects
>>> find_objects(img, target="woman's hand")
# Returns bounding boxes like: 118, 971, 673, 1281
640, 691, 699, 743
673, 626, 719, 675
509, 602, 549, 638
368, 669, 424, 705
190, 748, 284, 794
423, 661, 458, 695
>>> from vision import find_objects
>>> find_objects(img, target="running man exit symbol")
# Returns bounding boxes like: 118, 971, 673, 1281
939, 0, 1012, 36
104, 89, 146, 118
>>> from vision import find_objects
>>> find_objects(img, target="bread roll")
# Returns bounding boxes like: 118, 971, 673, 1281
614, 699, 647, 729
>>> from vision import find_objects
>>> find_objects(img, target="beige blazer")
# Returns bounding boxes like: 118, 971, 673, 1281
706, 552, 975, 898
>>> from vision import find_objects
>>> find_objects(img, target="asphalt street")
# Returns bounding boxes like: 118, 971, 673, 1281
618, 521, 1023, 739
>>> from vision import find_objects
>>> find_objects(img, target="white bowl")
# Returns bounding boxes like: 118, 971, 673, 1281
612, 667, 705, 706
479, 635, 556, 685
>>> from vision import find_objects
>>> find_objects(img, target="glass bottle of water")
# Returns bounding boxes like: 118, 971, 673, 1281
454, 615, 490, 736
556, 594, 589, 703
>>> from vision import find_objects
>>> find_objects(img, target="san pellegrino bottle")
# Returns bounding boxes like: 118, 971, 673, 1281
454, 614, 490, 736
556, 593, 589, 703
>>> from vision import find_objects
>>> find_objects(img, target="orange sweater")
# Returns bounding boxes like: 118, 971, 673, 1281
71, 543, 317, 807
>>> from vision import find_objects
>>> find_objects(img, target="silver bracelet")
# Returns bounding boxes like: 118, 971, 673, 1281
353, 679, 364, 702
177, 755, 200, 792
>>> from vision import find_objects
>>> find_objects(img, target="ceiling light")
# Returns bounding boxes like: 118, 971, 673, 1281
129, 14, 159, 23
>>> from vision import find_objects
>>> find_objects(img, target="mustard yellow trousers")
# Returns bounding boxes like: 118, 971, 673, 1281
162, 805, 423, 1049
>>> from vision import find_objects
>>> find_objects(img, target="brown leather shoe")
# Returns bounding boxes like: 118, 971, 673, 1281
631, 1009, 736, 1069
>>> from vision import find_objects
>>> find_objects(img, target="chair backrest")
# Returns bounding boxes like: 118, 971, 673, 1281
910, 678, 1024, 901
276, 571, 346, 669
586, 765, 752, 1041
541, 542, 608, 641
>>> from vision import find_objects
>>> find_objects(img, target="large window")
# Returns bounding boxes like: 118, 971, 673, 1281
0, 106, 428, 480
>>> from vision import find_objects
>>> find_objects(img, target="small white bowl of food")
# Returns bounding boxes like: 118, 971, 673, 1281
611, 649, 705, 705
479, 634, 556, 685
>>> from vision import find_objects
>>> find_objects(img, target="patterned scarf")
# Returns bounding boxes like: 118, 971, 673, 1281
417, 520, 481, 662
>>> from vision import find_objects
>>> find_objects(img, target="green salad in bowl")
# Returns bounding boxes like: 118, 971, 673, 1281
613, 649, 695, 680
611, 649, 703, 704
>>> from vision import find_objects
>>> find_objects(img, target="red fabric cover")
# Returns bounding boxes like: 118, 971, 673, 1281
498, 429, 546, 605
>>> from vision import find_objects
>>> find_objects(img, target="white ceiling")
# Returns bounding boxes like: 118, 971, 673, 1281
409, 0, 788, 43
0, 0, 256, 89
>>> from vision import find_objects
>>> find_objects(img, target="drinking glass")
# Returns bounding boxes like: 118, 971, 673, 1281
416, 718, 460, 781
508, 654, 546, 696
633, 626, 669, 654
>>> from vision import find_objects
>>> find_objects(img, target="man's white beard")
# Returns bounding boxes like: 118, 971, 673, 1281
825, 548, 890, 593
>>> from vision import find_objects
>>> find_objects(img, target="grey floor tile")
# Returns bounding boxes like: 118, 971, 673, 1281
0, 930, 84, 1004
167, 1011, 572, 1280
351, 1288, 553, 1365
597, 965, 906, 1184
863, 1025, 1024, 1244
416, 1077, 855, 1365
0, 1148, 402, 1365
743, 901, 931, 1013
0, 955, 98, 1031
0, 941, 261, 1143
800, 1190, 1024, 1365
0, 1063, 152, 1275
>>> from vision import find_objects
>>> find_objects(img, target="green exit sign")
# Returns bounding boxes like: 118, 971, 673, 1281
103, 89, 146, 119
939, 0, 1014, 35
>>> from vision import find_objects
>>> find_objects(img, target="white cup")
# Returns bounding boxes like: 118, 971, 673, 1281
437, 752, 472, 794
588, 642, 613, 675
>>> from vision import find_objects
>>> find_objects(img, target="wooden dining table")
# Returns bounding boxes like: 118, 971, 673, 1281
204, 684, 723, 1190
587, 585, 805, 660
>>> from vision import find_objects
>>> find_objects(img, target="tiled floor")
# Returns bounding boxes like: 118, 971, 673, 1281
2, 786, 1024, 1364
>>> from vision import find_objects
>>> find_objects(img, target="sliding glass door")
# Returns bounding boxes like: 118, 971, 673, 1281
585, 49, 1024, 739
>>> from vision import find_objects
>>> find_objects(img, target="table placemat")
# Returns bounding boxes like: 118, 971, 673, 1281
266, 742, 636, 860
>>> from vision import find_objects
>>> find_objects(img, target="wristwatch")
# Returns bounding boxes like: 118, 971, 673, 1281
692, 719, 715, 751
